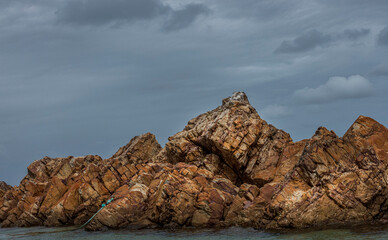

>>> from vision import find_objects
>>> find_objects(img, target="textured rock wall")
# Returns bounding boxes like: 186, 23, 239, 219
0, 92, 387, 230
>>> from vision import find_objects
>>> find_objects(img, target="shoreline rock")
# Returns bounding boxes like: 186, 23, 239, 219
1, 92, 387, 230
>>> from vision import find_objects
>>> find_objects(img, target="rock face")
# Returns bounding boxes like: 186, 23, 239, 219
1, 92, 387, 230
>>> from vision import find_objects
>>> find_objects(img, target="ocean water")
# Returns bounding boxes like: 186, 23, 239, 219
1, 226, 388, 240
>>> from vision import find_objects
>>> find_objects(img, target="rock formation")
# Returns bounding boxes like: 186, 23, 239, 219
0, 92, 387, 230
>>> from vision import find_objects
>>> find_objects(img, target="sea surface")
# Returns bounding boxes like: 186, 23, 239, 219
1, 226, 388, 240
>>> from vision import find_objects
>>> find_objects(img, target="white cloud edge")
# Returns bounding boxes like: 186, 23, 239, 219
293, 75, 374, 104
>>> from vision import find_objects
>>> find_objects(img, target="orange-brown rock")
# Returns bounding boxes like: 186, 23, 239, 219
112, 132, 162, 164
0, 92, 387, 231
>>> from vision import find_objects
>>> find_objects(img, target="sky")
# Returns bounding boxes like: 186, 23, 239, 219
0, 0, 387, 185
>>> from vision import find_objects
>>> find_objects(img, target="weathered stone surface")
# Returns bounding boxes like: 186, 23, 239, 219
0, 92, 387, 231
262, 116, 388, 229
0, 182, 11, 192
112, 132, 162, 164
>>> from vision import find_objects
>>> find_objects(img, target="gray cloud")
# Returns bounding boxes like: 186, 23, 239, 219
0, 0, 11, 7
56, 0, 170, 26
377, 26, 388, 46
56, 0, 209, 31
293, 75, 374, 104
209, 0, 298, 21
275, 30, 333, 53
371, 62, 388, 76
340, 28, 370, 40
162, 3, 211, 32
275, 28, 370, 54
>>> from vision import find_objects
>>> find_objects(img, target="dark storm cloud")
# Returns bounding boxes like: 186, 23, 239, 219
56, 0, 210, 31
340, 28, 370, 40
162, 3, 211, 32
293, 75, 374, 104
377, 27, 388, 46
209, 0, 298, 21
56, 0, 170, 26
275, 30, 332, 54
275, 28, 370, 54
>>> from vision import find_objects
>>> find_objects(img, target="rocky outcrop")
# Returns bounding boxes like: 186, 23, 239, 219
0, 182, 11, 195
0, 92, 387, 230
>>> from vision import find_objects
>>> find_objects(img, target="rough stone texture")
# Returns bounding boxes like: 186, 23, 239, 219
0, 92, 387, 231
0, 182, 11, 197
112, 132, 162, 164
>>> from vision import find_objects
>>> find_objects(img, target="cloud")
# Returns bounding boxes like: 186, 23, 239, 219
340, 28, 370, 40
377, 26, 388, 46
293, 75, 374, 104
56, 0, 210, 31
162, 3, 210, 32
0, 0, 12, 7
275, 30, 332, 53
56, 0, 170, 26
371, 62, 388, 76
275, 28, 370, 54
260, 104, 292, 119
211, 0, 298, 21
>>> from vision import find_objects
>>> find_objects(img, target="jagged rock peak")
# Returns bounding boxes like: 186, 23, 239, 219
222, 91, 250, 107
112, 133, 162, 164
312, 126, 337, 140
344, 115, 387, 138
0, 181, 11, 192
